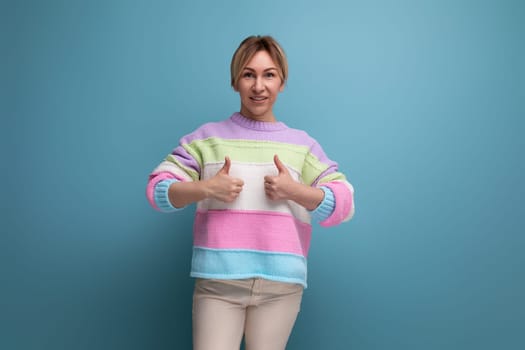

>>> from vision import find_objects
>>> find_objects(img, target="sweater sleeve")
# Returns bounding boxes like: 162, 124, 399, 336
146, 133, 202, 212
309, 186, 335, 222
318, 180, 355, 227
153, 179, 184, 212
303, 140, 355, 227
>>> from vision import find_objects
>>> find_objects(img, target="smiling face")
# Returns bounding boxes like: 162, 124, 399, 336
234, 50, 285, 122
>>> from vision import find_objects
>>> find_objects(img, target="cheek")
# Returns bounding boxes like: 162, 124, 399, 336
238, 87, 250, 99
272, 85, 283, 96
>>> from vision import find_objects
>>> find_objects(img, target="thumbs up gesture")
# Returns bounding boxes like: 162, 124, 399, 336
264, 155, 297, 201
218, 155, 232, 175
206, 156, 244, 203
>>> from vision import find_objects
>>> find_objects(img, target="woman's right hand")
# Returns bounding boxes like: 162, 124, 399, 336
204, 156, 244, 203
166, 156, 244, 208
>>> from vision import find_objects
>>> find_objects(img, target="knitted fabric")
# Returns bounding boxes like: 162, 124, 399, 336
146, 112, 355, 287
154, 178, 336, 220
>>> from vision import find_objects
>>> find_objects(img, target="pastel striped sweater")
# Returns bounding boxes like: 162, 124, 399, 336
146, 112, 355, 287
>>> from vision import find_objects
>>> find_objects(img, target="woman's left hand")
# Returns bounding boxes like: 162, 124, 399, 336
264, 154, 325, 210
264, 155, 299, 201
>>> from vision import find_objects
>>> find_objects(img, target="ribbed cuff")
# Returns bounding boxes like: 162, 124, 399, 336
310, 186, 335, 222
154, 179, 183, 212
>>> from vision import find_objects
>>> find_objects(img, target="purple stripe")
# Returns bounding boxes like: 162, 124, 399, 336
308, 139, 337, 167
313, 166, 342, 186
171, 145, 200, 173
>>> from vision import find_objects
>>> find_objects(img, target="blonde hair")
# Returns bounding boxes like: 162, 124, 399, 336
230, 35, 288, 89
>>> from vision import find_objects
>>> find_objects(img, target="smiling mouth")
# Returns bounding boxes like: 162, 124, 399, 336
250, 96, 268, 102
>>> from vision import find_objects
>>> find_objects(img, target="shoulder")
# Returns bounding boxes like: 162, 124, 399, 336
280, 124, 322, 149
180, 117, 234, 144
280, 123, 335, 163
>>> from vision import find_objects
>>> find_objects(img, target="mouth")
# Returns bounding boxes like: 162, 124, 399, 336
250, 96, 268, 103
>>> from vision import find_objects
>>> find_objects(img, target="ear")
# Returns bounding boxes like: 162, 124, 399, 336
279, 82, 285, 92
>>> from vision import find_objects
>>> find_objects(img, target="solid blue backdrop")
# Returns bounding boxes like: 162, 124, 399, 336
2, 0, 524, 349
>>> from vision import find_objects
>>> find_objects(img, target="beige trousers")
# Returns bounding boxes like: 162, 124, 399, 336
192, 278, 304, 350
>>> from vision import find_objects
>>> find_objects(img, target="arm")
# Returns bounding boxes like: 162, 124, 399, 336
150, 156, 244, 211
265, 150, 354, 226
168, 157, 244, 208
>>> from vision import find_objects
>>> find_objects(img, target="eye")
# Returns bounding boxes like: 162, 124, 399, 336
242, 71, 255, 78
265, 72, 276, 78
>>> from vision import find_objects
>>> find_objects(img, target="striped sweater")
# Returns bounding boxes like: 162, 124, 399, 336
146, 112, 355, 287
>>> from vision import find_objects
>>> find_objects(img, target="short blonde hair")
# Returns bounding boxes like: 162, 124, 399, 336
230, 35, 288, 89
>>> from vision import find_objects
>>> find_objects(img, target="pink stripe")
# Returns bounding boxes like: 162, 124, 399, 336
194, 210, 312, 257
319, 182, 353, 227
146, 172, 185, 210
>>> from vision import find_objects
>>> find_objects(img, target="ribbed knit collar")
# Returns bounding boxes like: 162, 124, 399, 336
230, 112, 287, 131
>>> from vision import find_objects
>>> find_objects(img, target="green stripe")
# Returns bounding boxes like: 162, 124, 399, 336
184, 138, 310, 173
302, 153, 330, 185
180, 137, 341, 186
166, 154, 200, 181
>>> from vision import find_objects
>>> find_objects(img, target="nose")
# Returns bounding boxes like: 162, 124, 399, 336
252, 77, 264, 92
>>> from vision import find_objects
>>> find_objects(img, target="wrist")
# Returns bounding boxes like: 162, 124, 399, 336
289, 182, 324, 210
200, 179, 213, 199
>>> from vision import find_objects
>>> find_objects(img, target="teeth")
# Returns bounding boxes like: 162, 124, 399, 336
252, 97, 266, 101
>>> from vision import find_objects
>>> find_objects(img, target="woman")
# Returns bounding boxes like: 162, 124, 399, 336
146, 35, 355, 350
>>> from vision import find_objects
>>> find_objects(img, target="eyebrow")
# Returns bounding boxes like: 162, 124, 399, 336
243, 67, 278, 72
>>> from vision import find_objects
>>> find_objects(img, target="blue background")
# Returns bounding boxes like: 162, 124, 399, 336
2, 0, 524, 349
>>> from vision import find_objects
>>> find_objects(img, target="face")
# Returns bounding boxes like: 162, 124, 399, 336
234, 50, 284, 122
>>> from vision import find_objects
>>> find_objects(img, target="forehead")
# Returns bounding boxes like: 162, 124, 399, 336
244, 50, 278, 70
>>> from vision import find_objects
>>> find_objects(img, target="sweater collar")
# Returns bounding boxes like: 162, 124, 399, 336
230, 112, 287, 131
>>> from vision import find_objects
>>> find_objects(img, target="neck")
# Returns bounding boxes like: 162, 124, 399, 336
239, 108, 276, 123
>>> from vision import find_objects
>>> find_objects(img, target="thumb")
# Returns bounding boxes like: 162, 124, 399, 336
220, 156, 231, 174
273, 154, 287, 174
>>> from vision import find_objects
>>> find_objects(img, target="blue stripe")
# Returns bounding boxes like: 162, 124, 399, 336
190, 247, 308, 287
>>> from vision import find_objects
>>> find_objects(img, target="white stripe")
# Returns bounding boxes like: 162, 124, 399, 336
152, 161, 193, 181
198, 162, 311, 224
